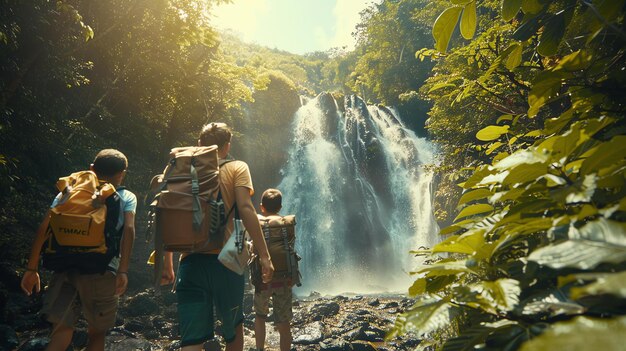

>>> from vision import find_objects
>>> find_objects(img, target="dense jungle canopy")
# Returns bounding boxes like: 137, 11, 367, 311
1, 0, 626, 350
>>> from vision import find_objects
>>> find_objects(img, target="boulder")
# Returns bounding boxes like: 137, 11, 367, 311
293, 321, 324, 345
0, 324, 19, 350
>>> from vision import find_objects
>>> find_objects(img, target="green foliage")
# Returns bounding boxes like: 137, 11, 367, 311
390, 0, 626, 350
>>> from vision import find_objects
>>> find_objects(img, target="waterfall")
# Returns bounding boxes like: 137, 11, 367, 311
277, 93, 438, 294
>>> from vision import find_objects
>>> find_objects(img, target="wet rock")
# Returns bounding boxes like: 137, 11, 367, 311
105, 336, 154, 351
125, 291, 159, 317
352, 295, 364, 301
368, 299, 380, 307
71, 329, 88, 348
166, 340, 181, 351
17, 337, 49, 351
309, 302, 340, 321
334, 295, 348, 302
125, 318, 149, 333
293, 321, 324, 344
320, 337, 350, 351
381, 301, 398, 309
144, 329, 160, 340
0, 324, 19, 350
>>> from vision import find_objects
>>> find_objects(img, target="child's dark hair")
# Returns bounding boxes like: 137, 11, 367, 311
199, 122, 232, 148
92, 149, 128, 177
261, 188, 282, 213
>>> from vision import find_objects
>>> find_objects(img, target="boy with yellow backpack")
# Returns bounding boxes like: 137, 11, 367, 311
20, 149, 137, 351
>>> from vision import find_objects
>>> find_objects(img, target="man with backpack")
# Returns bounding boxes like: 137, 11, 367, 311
20, 149, 137, 351
160, 122, 274, 351
251, 188, 299, 351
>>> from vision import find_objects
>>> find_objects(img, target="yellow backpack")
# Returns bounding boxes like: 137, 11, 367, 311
43, 171, 124, 273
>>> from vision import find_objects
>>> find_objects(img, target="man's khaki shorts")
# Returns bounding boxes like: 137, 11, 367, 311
41, 270, 118, 331
253, 284, 293, 323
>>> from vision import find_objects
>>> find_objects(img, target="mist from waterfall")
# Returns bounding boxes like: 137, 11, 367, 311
278, 94, 438, 295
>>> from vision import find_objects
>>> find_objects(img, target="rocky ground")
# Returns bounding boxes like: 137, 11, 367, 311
1, 281, 421, 351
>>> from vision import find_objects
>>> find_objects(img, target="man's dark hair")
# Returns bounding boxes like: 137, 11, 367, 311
199, 122, 232, 148
261, 188, 282, 213
92, 149, 128, 177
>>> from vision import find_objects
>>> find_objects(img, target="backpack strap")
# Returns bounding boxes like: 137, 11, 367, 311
281, 217, 295, 281
190, 158, 203, 231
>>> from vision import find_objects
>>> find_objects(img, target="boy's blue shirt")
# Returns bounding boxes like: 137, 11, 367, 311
50, 187, 137, 273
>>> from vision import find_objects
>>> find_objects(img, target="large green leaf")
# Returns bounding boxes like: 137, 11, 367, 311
442, 324, 496, 351
387, 298, 461, 339
493, 148, 549, 170
502, 0, 522, 21
460, 2, 477, 39
580, 135, 626, 176
570, 271, 626, 300
433, 230, 486, 255
476, 125, 510, 141
568, 218, 626, 246
453, 279, 521, 314
504, 42, 523, 70
517, 289, 585, 317
454, 203, 494, 221
528, 240, 626, 270
553, 50, 593, 71
502, 162, 548, 186
593, 0, 626, 22
458, 188, 494, 206
519, 316, 626, 351
521, 0, 545, 14
528, 71, 571, 117
537, 10, 567, 56
433, 7, 463, 53
414, 260, 477, 277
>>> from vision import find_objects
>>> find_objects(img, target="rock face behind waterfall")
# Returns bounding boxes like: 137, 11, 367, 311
279, 93, 439, 294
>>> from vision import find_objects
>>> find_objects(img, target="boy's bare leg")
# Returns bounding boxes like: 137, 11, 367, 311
45, 324, 73, 351
86, 327, 106, 351
276, 322, 292, 351
254, 315, 267, 350
225, 323, 244, 351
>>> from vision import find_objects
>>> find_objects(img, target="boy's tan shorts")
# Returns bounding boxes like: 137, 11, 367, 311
254, 284, 293, 323
41, 270, 118, 332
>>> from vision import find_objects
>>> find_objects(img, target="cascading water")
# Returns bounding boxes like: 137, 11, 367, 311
278, 93, 438, 294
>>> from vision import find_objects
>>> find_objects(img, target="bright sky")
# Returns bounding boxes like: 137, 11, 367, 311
211, 0, 375, 54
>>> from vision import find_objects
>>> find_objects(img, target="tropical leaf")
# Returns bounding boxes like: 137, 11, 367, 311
580, 135, 626, 176
442, 324, 495, 351
476, 125, 510, 141
433, 7, 463, 53
493, 148, 549, 170
516, 288, 586, 317
387, 298, 461, 339
528, 71, 571, 117
502, 0, 522, 21
460, 2, 477, 39
570, 271, 626, 300
458, 188, 494, 205
504, 42, 523, 70
518, 316, 626, 351
502, 162, 548, 186
521, 0, 545, 14
528, 240, 626, 270
452, 279, 521, 315
454, 203, 494, 221
414, 260, 477, 277
433, 230, 486, 255
537, 9, 567, 56
568, 218, 626, 246
554, 50, 592, 71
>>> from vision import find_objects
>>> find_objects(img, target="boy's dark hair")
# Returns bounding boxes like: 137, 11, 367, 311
199, 122, 232, 148
92, 149, 128, 177
261, 188, 282, 213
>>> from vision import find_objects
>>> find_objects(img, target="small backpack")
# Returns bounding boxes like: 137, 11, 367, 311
42, 171, 125, 274
251, 215, 301, 288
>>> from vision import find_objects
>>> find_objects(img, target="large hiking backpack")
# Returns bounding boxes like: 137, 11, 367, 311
42, 171, 125, 274
146, 146, 235, 254
251, 215, 301, 288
